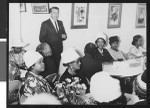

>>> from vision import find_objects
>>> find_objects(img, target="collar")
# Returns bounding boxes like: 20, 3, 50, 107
111, 48, 118, 52
28, 71, 44, 80
98, 48, 103, 53
49, 17, 57, 24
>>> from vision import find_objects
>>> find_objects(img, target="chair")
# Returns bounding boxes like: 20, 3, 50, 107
45, 73, 60, 88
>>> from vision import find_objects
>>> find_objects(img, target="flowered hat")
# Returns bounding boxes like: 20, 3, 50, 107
61, 48, 80, 64
90, 72, 122, 103
23, 50, 43, 68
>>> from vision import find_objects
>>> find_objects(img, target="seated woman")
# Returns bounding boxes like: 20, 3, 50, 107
108, 36, 126, 61
95, 32, 114, 63
90, 72, 127, 105
60, 48, 90, 92
9, 40, 29, 70
19, 50, 54, 103
80, 42, 102, 81
129, 35, 146, 59
36, 42, 57, 78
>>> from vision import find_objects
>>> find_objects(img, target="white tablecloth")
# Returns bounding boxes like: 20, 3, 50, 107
103, 58, 145, 77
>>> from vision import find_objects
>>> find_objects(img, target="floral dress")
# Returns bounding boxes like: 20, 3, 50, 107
19, 71, 54, 103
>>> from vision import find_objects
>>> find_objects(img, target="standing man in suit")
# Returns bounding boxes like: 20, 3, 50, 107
39, 7, 67, 73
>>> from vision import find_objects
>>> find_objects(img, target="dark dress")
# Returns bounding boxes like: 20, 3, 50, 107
40, 56, 57, 78
60, 68, 90, 93
80, 54, 102, 81
96, 48, 114, 63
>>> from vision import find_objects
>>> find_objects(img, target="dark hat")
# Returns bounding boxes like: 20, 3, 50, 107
109, 36, 119, 44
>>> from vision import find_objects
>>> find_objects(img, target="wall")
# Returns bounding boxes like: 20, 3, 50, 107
9, 3, 146, 53
9, 3, 147, 75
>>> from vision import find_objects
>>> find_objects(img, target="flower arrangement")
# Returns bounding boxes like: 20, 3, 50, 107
54, 77, 94, 105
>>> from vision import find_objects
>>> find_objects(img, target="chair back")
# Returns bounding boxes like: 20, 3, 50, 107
46, 73, 59, 85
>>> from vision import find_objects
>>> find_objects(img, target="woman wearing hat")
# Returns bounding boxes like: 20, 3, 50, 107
60, 48, 90, 92
9, 40, 29, 70
90, 72, 127, 105
129, 35, 146, 59
108, 36, 126, 61
95, 32, 114, 63
19, 50, 53, 103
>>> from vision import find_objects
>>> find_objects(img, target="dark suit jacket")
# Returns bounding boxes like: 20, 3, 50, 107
39, 19, 67, 55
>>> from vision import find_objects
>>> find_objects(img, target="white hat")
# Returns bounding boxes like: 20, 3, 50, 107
23, 50, 43, 68
95, 32, 107, 42
12, 40, 29, 48
90, 72, 122, 103
61, 48, 80, 64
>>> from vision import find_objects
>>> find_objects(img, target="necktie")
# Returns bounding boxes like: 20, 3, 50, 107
55, 21, 59, 33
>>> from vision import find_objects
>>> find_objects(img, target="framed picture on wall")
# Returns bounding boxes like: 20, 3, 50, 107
32, 3, 49, 14
20, 3, 26, 12
71, 3, 89, 29
135, 3, 146, 28
107, 3, 122, 28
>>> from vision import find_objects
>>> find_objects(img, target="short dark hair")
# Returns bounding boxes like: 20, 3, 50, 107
84, 42, 97, 57
49, 7, 59, 13
132, 35, 142, 46
109, 36, 119, 45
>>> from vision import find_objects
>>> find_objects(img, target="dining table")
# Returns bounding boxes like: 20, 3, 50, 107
102, 57, 146, 94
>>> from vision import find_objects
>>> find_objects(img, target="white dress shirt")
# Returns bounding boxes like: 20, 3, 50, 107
49, 17, 59, 32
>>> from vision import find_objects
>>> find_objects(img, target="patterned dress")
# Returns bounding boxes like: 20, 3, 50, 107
9, 49, 26, 69
20, 72, 53, 102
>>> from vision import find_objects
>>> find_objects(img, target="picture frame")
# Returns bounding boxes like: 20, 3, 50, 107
20, 3, 26, 12
71, 3, 89, 29
32, 3, 49, 14
107, 3, 122, 28
135, 3, 146, 28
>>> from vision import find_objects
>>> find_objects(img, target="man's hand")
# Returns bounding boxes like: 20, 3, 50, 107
62, 34, 67, 40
